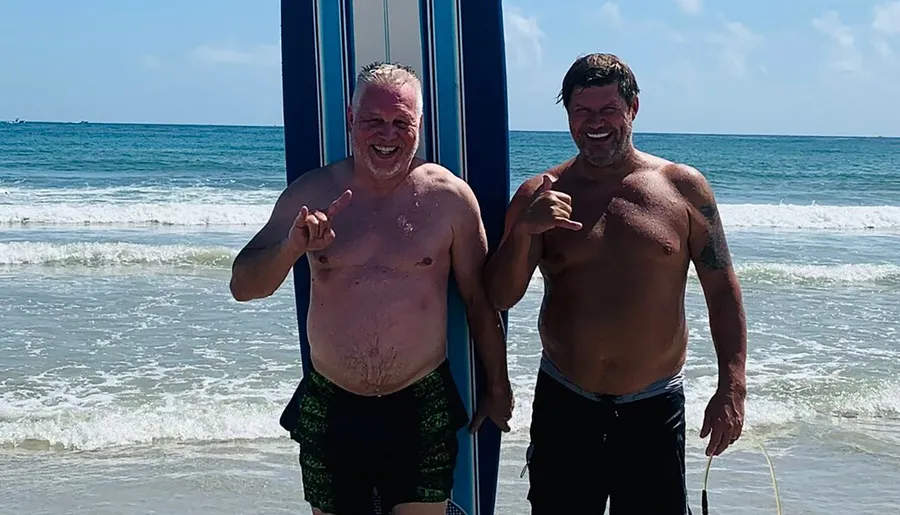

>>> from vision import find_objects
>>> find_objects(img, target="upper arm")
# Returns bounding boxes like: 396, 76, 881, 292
670, 165, 738, 294
448, 179, 490, 304
492, 174, 546, 269
501, 175, 543, 237
239, 176, 308, 255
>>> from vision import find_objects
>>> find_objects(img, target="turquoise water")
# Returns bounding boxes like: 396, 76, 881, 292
2, 123, 900, 514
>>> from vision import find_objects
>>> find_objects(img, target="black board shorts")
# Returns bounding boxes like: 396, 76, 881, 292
280, 360, 469, 514
524, 367, 692, 515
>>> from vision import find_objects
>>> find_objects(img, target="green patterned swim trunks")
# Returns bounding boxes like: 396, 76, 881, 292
279, 360, 469, 514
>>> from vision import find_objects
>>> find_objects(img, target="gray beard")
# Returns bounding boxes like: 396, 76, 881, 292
352, 138, 419, 180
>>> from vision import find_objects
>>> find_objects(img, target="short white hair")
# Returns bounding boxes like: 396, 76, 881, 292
351, 61, 423, 117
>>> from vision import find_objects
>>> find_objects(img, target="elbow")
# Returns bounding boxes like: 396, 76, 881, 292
229, 259, 269, 302
488, 295, 516, 312
484, 286, 520, 312
229, 280, 252, 302
229, 276, 269, 302
482, 275, 509, 311
483, 273, 522, 312
706, 281, 745, 311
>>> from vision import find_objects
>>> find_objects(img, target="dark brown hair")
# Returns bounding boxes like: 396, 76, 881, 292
557, 53, 640, 108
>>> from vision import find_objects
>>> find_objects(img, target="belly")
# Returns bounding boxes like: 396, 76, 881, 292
307, 266, 448, 395
539, 266, 689, 394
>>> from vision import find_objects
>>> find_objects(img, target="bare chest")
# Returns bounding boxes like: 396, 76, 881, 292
542, 187, 688, 272
309, 196, 452, 272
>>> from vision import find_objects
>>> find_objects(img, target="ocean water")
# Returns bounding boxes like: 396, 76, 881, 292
2, 122, 900, 515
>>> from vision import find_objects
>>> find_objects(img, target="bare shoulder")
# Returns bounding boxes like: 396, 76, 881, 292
515, 159, 573, 199
238, 159, 349, 252
413, 160, 463, 188
412, 161, 478, 210
656, 160, 717, 209
279, 158, 350, 208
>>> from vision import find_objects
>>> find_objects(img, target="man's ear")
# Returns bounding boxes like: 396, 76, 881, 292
631, 96, 640, 119
346, 105, 354, 131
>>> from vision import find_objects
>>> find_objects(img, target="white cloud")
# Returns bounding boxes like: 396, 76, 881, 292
600, 2, 623, 25
709, 21, 763, 78
812, 11, 865, 74
873, 1, 900, 36
675, 0, 701, 16
503, 5, 544, 67
813, 11, 854, 47
189, 43, 280, 68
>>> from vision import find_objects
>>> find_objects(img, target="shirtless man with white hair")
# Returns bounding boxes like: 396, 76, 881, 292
229, 61, 513, 515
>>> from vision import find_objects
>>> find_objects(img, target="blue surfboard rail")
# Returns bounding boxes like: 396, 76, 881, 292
280, 1, 510, 513
280, 0, 319, 381
457, 2, 511, 512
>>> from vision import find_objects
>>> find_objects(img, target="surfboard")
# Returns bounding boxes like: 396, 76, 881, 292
279, 1, 510, 514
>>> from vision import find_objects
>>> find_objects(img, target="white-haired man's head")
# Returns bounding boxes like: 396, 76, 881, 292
347, 62, 424, 180
350, 62, 423, 117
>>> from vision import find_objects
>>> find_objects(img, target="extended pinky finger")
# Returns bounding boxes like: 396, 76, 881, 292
555, 218, 583, 231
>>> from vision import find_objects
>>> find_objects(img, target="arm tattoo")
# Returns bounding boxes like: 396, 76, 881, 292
698, 204, 731, 270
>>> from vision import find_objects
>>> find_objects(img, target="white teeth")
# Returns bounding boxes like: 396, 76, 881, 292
587, 132, 611, 139
374, 145, 398, 154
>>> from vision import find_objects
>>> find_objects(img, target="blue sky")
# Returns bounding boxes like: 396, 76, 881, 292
1, 0, 898, 136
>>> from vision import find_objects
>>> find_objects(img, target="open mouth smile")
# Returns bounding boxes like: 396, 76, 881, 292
371, 145, 399, 157
585, 131, 613, 141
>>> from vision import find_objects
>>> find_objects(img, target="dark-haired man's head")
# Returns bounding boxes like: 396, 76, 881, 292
558, 53, 640, 168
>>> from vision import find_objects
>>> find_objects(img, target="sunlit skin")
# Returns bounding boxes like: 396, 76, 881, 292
484, 81, 747, 458
230, 77, 513, 515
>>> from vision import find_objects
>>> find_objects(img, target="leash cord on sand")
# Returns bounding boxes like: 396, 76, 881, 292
701, 434, 782, 515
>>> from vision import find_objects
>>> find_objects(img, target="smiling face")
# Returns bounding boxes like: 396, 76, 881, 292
558, 53, 641, 169
566, 83, 638, 168
348, 80, 422, 180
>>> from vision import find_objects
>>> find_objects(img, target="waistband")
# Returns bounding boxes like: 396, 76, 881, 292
308, 359, 453, 403
540, 352, 683, 405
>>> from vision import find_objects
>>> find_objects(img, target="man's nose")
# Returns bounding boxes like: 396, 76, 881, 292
584, 111, 607, 126
376, 123, 398, 139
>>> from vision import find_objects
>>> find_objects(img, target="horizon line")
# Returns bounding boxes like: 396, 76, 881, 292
3, 119, 897, 139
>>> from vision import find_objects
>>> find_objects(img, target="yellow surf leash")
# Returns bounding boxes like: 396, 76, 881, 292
701, 433, 782, 515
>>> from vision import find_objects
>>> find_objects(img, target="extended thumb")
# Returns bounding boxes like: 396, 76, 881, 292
538, 175, 553, 193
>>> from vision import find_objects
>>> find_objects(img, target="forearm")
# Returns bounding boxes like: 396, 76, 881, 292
466, 303, 510, 390
483, 227, 538, 310
707, 287, 747, 393
230, 238, 304, 301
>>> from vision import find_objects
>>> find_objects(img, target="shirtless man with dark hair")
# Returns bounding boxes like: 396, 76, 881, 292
230, 61, 513, 515
484, 53, 747, 514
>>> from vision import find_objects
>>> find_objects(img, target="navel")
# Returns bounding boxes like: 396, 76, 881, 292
318, 255, 328, 264
417, 257, 433, 267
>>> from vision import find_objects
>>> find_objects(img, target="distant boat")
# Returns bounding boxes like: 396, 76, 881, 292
5, 118, 24, 124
